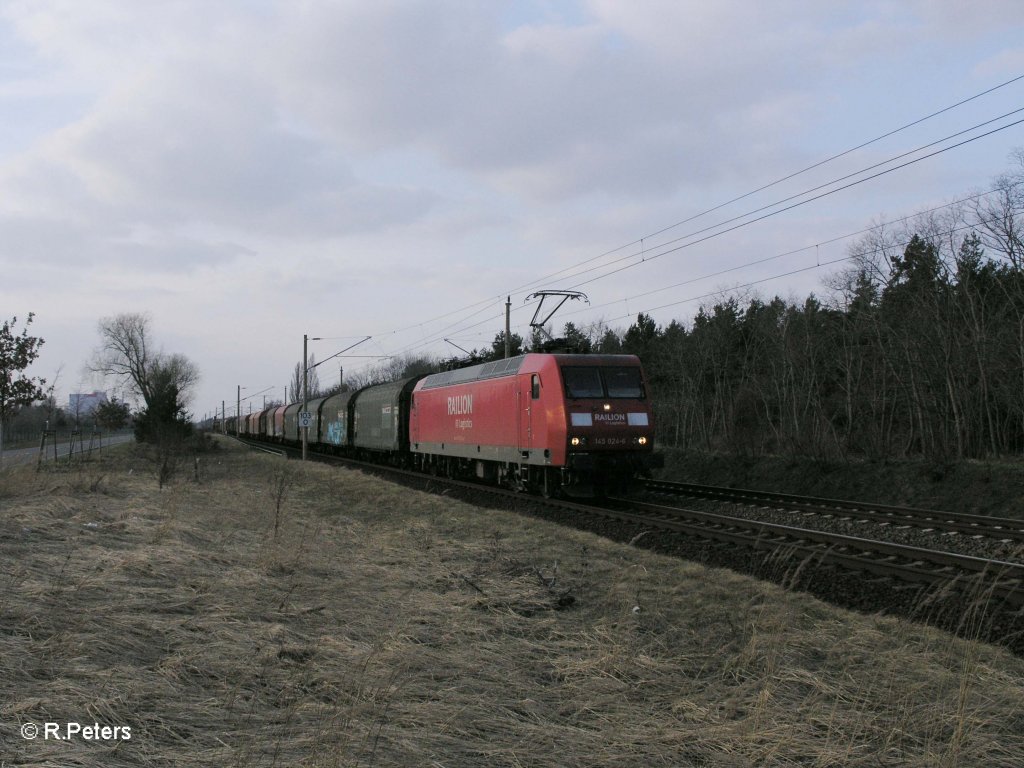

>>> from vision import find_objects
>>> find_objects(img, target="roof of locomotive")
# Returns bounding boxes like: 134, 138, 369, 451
546, 353, 642, 366
417, 352, 642, 391
418, 355, 526, 390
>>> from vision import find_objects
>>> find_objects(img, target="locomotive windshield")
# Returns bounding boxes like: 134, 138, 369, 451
604, 367, 644, 398
562, 366, 644, 399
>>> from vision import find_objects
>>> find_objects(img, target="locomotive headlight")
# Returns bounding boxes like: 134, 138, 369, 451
570, 436, 587, 447
602, 403, 611, 411
637, 436, 648, 446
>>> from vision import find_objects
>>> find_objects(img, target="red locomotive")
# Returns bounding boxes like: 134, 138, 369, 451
410, 353, 660, 495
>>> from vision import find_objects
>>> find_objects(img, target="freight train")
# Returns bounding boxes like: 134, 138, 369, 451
230, 352, 661, 496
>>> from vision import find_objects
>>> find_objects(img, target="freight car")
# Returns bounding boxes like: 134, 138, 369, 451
235, 352, 660, 496
352, 377, 422, 460
320, 389, 361, 450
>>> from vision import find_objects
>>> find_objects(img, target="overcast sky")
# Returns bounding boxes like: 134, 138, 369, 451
2, 0, 1023, 419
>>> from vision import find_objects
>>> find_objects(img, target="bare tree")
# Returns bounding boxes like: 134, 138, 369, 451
91, 314, 197, 406
90, 313, 199, 443
288, 355, 321, 403
91, 314, 154, 404
343, 354, 439, 389
969, 149, 1024, 270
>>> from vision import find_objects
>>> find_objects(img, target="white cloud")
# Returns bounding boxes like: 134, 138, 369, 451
268, 2, 807, 201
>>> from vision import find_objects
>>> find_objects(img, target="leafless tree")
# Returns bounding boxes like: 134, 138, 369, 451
91, 313, 198, 409
969, 149, 1024, 270
344, 354, 439, 389
90, 313, 199, 443
288, 355, 322, 403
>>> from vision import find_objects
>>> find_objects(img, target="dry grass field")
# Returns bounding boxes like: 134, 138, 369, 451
1, 439, 1023, 767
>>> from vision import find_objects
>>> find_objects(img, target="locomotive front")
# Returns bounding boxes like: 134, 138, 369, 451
554, 355, 662, 493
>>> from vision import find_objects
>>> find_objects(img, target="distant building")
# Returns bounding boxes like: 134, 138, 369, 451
69, 391, 109, 418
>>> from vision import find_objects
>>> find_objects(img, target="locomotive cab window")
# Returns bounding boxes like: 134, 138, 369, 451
531, 374, 541, 400
604, 367, 644, 398
563, 366, 645, 399
562, 367, 604, 399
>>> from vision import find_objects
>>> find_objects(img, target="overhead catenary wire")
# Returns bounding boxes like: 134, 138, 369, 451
334, 80, 1024, 380
370, 107, 1024, 365
476, 212, 1012, 345
553, 109, 1024, 292
560, 188, 1005, 316
365, 75, 1024, 345
594, 73, 1024, 249
465, 75, 1024, 302
362, 117, 1023, 368
569, 212, 1015, 325
383, 195, 1018, 362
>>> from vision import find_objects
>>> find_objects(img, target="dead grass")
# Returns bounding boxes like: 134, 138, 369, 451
0, 438, 1022, 766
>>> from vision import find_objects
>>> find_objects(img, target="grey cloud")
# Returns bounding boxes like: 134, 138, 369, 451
269, 2, 849, 202
66, 64, 436, 235
267, 0, 1021, 206
0, 211, 247, 274
0, 56, 438, 245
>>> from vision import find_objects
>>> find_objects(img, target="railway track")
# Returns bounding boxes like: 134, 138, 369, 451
607, 496, 1024, 610
231, 436, 1024, 649
643, 478, 1024, 543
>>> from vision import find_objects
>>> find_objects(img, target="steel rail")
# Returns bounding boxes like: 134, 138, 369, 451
643, 479, 1024, 542
613, 497, 1024, 607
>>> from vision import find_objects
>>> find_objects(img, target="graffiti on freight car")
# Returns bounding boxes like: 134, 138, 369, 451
325, 422, 345, 445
